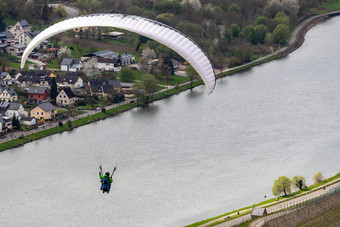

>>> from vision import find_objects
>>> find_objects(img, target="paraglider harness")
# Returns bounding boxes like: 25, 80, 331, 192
99, 166, 116, 193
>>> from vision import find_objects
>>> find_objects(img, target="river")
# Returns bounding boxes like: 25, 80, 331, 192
1, 17, 340, 227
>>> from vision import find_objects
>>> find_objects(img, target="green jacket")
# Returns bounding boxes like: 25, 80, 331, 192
99, 173, 113, 183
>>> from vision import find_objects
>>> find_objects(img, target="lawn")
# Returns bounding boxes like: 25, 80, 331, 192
67, 44, 93, 58
321, 0, 340, 11
157, 75, 190, 86
1, 53, 32, 70
46, 59, 60, 69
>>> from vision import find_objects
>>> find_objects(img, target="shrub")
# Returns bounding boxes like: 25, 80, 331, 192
313, 172, 323, 184
58, 121, 63, 127
101, 107, 106, 113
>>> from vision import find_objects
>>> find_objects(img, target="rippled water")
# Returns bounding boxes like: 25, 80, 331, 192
1, 17, 340, 227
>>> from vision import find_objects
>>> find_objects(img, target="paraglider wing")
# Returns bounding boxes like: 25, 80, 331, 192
20, 14, 216, 94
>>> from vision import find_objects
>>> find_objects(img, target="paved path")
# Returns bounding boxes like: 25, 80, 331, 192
200, 179, 340, 227
48, 4, 80, 19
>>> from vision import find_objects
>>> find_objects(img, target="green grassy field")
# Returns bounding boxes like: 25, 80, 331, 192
322, 0, 340, 10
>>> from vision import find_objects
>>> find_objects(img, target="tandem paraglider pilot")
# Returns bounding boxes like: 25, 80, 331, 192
99, 166, 117, 193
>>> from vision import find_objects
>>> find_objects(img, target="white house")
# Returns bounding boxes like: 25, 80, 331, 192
7, 20, 31, 40
97, 58, 121, 72
61, 58, 83, 73
0, 85, 17, 102
56, 74, 84, 88
20, 116, 36, 126
6, 44, 26, 57
5, 102, 28, 118
56, 87, 76, 106
18, 30, 40, 45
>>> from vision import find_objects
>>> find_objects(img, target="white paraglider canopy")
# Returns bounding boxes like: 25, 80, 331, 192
21, 14, 216, 94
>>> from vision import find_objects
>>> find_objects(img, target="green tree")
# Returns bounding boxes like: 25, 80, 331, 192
228, 3, 241, 13
255, 24, 268, 44
275, 11, 290, 25
255, 16, 266, 25
163, 55, 174, 75
230, 24, 240, 39
12, 114, 21, 130
273, 24, 289, 45
186, 64, 199, 90
272, 176, 292, 196
313, 172, 323, 184
292, 176, 306, 190
242, 25, 257, 45
264, 33, 273, 45
133, 73, 158, 105
50, 78, 58, 101
0, 12, 6, 31
41, 1, 49, 22
176, 21, 204, 38
120, 67, 136, 83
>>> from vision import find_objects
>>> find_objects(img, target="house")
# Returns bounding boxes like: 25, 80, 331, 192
119, 54, 135, 66
28, 87, 48, 104
16, 70, 52, 87
0, 84, 17, 102
89, 79, 122, 97
5, 102, 28, 118
92, 50, 119, 59
7, 20, 31, 40
56, 74, 84, 88
0, 72, 12, 80
6, 44, 26, 57
30, 101, 56, 120
18, 30, 40, 45
97, 58, 122, 72
251, 207, 267, 219
60, 58, 83, 73
44, 48, 59, 58
103, 31, 124, 40
0, 31, 15, 43
20, 116, 36, 126
56, 87, 75, 106
0, 116, 12, 132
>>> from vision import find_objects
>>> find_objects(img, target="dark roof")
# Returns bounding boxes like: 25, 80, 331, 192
93, 50, 119, 59
60, 87, 75, 98
0, 72, 9, 78
0, 101, 10, 109
0, 84, 17, 96
38, 102, 56, 112
97, 58, 119, 64
24, 30, 40, 39
7, 102, 22, 111
18, 71, 52, 84
108, 80, 121, 88
20, 116, 35, 121
28, 87, 47, 95
0, 43, 10, 48
57, 74, 80, 85
19, 20, 30, 28
61, 58, 74, 66
0, 31, 14, 39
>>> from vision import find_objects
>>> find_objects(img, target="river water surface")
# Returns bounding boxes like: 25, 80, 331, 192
1, 17, 340, 227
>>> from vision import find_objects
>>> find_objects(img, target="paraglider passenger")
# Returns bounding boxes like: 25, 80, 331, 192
99, 166, 116, 193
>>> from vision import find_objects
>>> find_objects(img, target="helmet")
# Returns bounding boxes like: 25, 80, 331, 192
105, 172, 110, 176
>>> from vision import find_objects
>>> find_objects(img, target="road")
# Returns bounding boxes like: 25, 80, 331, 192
200, 179, 340, 227
48, 4, 79, 19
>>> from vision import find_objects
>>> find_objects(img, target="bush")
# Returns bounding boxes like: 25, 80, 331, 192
101, 107, 106, 113
313, 172, 323, 184
75, 99, 87, 106
67, 120, 72, 129
58, 121, 63, 127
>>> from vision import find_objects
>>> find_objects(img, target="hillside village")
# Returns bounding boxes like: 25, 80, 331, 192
0, 19, 162, 135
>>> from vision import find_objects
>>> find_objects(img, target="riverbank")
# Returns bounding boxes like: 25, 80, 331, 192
0, 11, 339, 152
187, 173, 340, 227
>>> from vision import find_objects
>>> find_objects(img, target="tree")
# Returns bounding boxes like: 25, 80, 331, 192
242, 25, 257, 45
136, 35, 150, 51
275, 11, 290, 26
163, 55, 174, 76
313, 172, 323, 184
255, 24, 268, 44
292, 176, 306, 190
186, 64, 199, 90
133, 73, 158, 105
139, 46, 156, 73
50, 78, 58, 101
230, 24, 241, 39
83, 57, 99, 77
120, 67, 136, 83
228, 3, 241, 13
0, 12, 6, 31
41, 1, 49, 22
12, 114, 20, 130
255, 16, 267, 25
272, 176, 292, 196
273, 24, 289, 45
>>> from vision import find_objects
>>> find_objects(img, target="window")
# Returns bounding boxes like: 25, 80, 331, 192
41, 112, 43, 115
37, 112, 39, 115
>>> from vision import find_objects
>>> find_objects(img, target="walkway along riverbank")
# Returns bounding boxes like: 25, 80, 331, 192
1, 11, 340, 152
